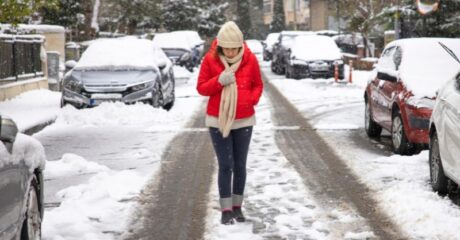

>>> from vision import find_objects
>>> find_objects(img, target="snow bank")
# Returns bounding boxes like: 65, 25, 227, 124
42, 170, 146, 240
0, 89, 61, 132
45, 154, 109, 179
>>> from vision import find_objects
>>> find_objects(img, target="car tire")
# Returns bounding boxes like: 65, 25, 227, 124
391, 110, 412, 155
429, 130, 448, 195
364, 100, 382, 137
285, 66, 291, 78
162, 81, 175, 111
21, 177, 41, 240
150, 82, 162, 108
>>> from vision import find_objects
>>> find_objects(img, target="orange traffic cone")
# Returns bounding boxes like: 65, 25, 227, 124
334, 62, 339, 83
348, 60, 353, 84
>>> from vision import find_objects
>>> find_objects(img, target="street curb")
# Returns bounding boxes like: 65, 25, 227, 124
23, 119, 56, 136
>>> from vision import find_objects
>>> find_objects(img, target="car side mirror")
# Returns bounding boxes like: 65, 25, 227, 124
158, 61, 167, 70
377, 71, 397, 82
0, 116, 18, 144
65, 60, 77, 70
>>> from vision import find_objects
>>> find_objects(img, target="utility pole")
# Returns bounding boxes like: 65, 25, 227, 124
394, 0, 400, 39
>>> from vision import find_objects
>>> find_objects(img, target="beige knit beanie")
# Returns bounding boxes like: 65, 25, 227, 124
217, 21, 244, 48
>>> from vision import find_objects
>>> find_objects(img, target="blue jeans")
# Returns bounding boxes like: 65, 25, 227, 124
209, 127, 253, 198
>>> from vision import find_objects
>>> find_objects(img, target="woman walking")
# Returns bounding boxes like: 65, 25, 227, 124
196, 21, 263, 225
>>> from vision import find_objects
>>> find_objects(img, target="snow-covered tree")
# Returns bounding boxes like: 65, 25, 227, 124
270, 0, 285, 32
378, 0, 460, 38
236, 0, 252, 38
162, 0, 199, 31
197, 2, 228, 38
40, 0, 83, 28
0, 0, 57, 26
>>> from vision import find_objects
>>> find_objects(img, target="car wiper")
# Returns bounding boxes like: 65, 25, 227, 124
439, 41, 460, 65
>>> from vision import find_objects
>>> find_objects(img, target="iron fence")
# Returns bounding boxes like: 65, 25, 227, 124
0, 35, 44, 83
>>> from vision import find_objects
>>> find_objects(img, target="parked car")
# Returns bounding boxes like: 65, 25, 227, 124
364, 38, 460, 154
153, 31, 204, 71
0, 115, 45, 240
271, 31, 315, 74
170, 30, 205, 63
285, 35, 344, 80
261, 32, 279, 61
429, 73, 460, 194
61, 38, 175, 110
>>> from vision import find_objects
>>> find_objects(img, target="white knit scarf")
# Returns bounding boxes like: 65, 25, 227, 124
218, 46, 244, 138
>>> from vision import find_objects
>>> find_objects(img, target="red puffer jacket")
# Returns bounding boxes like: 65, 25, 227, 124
197, 40, 263, 119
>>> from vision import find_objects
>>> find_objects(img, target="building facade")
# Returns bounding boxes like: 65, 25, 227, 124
263, 0, 311, 30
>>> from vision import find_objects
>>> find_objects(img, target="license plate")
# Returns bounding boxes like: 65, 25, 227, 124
90, 93, 122, 106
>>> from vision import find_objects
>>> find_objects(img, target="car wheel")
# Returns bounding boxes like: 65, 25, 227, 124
391, 110, 412, 155
429, 130, 448, 194
364, 100, 382, 137
270, 62, 277, 73
150, 82, 162, 108
162, 81, 175, 111
21, 177, 41, 240
285, 65, 291, 78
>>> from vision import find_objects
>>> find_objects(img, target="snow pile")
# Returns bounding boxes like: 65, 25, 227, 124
56, 102, 182, 127
0, 89, 61, 132
74, 38, 168, 71
11, 133, 46, 172
42, 170, 146, 240
45, 153, 110, 179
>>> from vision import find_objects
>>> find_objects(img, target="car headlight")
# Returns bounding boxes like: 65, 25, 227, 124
131, 81, 154, 91
333, 59, 344, 65
64, 76, 83, 93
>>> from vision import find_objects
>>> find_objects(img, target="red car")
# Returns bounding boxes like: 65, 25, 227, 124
364, 38, 460, 154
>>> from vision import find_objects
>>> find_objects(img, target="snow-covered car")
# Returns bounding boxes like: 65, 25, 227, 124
262, 32, 279, 61
170, 30, 205, 62
285, 35, 344, 80
364, 38, 460, 154
61, 38, 175, 110
271, 31, 315, 74
429, 72, 460, 194
153, 31, 204, 71
0, 115, 45, 240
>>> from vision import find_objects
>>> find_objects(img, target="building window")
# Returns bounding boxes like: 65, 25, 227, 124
263, 0, 272, 14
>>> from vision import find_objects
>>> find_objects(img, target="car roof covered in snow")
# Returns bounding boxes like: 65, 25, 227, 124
379, 37, 460, 98
74, 38, 169, 71
291, 35, 342, 61
152, 32, 192, 51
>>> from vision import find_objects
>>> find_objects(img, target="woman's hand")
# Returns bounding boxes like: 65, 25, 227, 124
218, 71, 235, 86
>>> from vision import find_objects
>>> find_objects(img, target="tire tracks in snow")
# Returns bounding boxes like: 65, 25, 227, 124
123, 105, 215, 240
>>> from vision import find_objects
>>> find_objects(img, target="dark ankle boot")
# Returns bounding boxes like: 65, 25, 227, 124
232, 207, 245, 222
221, 211, 234, 225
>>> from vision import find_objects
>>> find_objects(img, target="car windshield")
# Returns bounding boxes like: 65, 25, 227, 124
162, 49, 188, 58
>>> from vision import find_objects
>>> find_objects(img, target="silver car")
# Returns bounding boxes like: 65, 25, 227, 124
61, 38, 175, 110
0, 116, 45, 240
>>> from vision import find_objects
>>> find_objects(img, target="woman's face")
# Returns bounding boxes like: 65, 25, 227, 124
222, 47, 240, 58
